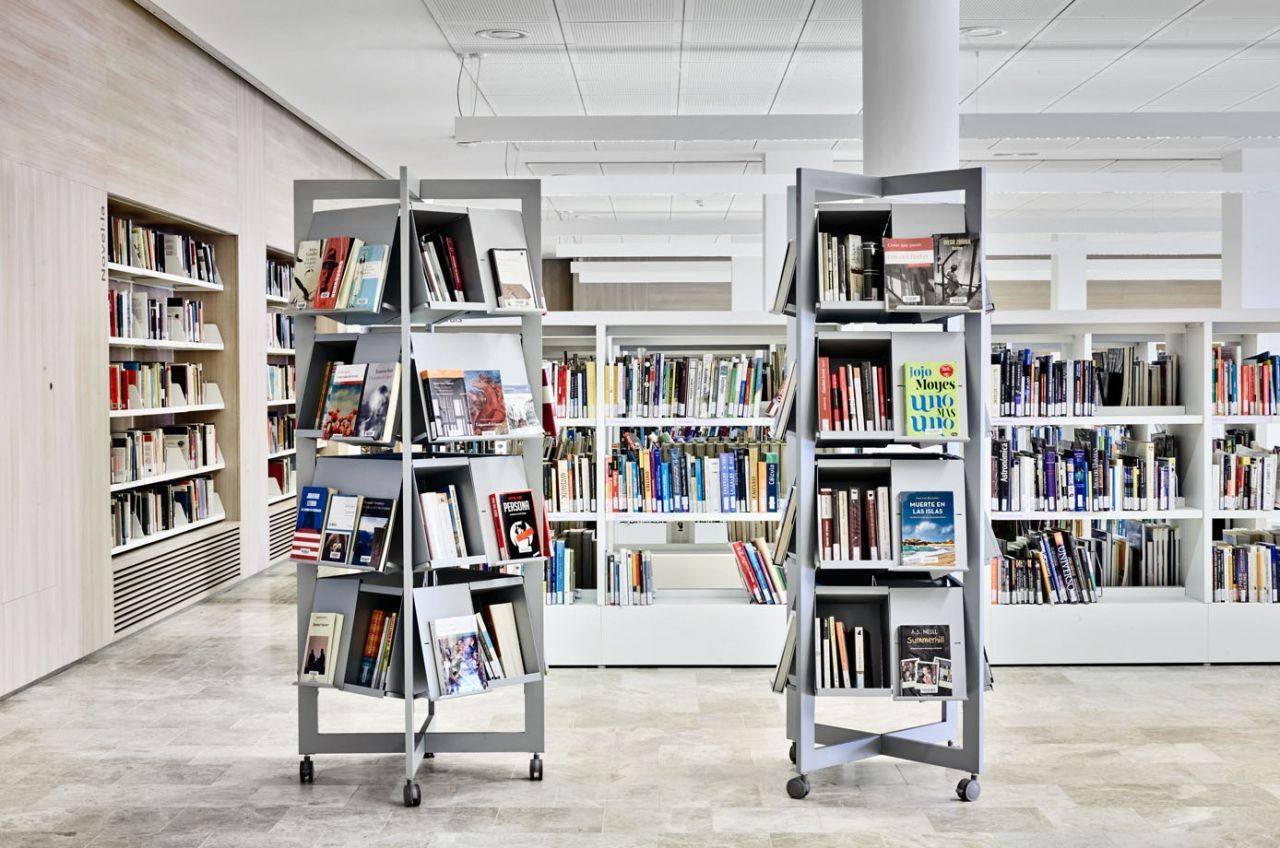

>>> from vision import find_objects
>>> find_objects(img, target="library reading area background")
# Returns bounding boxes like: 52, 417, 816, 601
6, 0, 1280, 844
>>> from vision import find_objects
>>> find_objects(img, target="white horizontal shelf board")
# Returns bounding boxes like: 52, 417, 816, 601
266, 294, 290, 306
605, 512, 781, 523
109, 401, 225, 419
108, 336, 224, 351
605, 416, 772, 427
267, 448, 296, 460
547, 511, 597, 521
267, 348, 296, 356
1212, 415, 1279, 424
990, 414, 1202, 426
1211, 509, 1279, 519
556, 417, 595, 427
266, 398, 297, 407
109, 461, 225, 493
107, 262, 224, 292
991, 508, 1202, 520
430, 427, 544, 444
267, 492, 296, 506
110, 511, 227, 556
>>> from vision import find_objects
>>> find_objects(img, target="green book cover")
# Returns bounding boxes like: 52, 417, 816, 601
903, 361, 961, 438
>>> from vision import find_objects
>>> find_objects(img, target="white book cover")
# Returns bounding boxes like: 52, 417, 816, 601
299, 612, 343, 686
487, 603, 525, 676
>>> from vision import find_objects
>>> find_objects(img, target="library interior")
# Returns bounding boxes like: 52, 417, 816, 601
5, 0, 1280, 845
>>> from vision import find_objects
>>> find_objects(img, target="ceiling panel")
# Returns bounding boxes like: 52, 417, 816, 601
727, 192, 764, 211
563, 21, 682, 43
610, 195, 674, 212
486, 95, 585, 115
594, 141, 678, 151
781, 61, 860, 88
1228, 86, 1280, 108
1036, 18, 1167, 43
679, 93, 777, 113
682, 45, 794, 62
525, 161, 603, 175
675, 140, 762, 152
602, 162, 676, 175
554, 0, 682, 21
1188, 0, 1280, 18
684, 0, 813, 19
1025, 160, 1112, 172
683, 20, 807, 45
468, 46, 571, 63
674, 161, 749, 174
569, 45, 680, 62
429, 0, 558, 22
552, 195, 616, 213
681, 62, 787, 93
960, 0, 1072, 18
441, 21, 566, 47
1141, 91, 1234, 109
477, 62, 579, 94
575, 62, 680, 93
799, 19, 862, 43
811, 0, 862, 20
1154, 16, 1280, 42
583, 93, 679, 114
1060, 0, 1197, 17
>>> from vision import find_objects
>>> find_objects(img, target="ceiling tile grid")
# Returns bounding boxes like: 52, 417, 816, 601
554, 0, 682, 21
679, 93, 777, 114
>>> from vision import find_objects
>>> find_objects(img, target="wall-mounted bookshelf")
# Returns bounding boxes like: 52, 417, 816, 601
266, 247, 297, 523
987, 309, 1280, 664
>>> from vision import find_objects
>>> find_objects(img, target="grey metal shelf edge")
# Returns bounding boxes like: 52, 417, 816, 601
291, 172, 547, 807
782, 167, 988, 802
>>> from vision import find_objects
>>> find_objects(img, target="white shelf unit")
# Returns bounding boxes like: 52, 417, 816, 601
987, 309, 1280, 664
266, 245, 297, 513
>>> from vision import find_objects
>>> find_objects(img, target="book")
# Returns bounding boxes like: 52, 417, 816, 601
358, 609, 386, 687
354, 362, 400, 442
503, 382, 540, 433
420, 488, 468, 560
474, 612, 504, 679
770, 239, 796, 315
346, 243, 390, 312
372, 612, 398, 690
430, 615, 487, 696
464, 369, 509, 435
423, 368, 469, 439
484, 602, 525, 676
291, 486, 334, 560
299, 612, 343, 686
883, 236, 935, 310
489, 248, 538, 309
903, 361, 961, 439
772, 610, 798, 693
332, 237, 366, 310
490, 490, 543, 559
320, 363, 367, 439
897, 624, 950, 697
899, 492, 957, 569
312, 237, 357, 310
853, 625, 865, 688
933, 233, 981, 310
320, 494, 362, 564
351, 497, 397, 571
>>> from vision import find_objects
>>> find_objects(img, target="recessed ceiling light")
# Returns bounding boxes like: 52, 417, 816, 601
476, 28, 528, 40
960, 25, 1007, 38
992, 152, 1039, 158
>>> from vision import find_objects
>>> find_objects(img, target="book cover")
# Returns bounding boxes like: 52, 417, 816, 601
332, 237, 365, 309
464, 369, 509, 435
352, 497, 397, 571
320, 494, 362, 564
933, 233, 981, 310
897, 624, 950, 697
883, 237, 936, 310
903, 361, 961, 438
899, 492, 956, 568
347, 243, 390, 312
503, 382, 540, 433
320, 363, 367, 439
489, 248, 538, 309
493, 490, 543, 559
423, 368, 469, 438
291, 240, 323, 308
299, 612, 343, 686
291, 485, 334, 561
355, 362, 400, 442
430, 615, 487, 696
312, 237, 354, 310
485, 602, 525, 676
358, 609, 386, 686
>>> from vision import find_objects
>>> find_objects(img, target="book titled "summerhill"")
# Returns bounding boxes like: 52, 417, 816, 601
903, 361, 961, 438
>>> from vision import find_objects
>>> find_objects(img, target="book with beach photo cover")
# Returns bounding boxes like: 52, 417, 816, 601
897, 624, 951, 698
899, 491, 956, 569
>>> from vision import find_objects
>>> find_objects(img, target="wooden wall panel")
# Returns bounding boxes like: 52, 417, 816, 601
1089, 280, 1220, 310
572, 279, 731, 311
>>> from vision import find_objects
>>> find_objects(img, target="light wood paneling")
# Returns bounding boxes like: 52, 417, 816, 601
990, 280, 1049, 311
1089, 280, 1220, 310
572, 279, 730, 311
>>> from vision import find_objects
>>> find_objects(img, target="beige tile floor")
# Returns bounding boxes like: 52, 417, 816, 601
2, 563, 1279, 847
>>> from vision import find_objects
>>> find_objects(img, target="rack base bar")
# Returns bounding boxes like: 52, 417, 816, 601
301, 712, 434, 756
422, 728, 546, 755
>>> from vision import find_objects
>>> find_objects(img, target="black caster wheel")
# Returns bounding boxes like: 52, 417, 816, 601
788, 742, 796, 764
298, 756, 314, 784
424, 752, 435, 759
956, 776, 981, 802
404, 780, 421, 807
786, 775, 810, 800
529, 754, 543, 781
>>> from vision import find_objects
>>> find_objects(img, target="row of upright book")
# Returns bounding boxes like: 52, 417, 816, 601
543, 428, 595, 514
109, 361, 208, 411
1212, 343, 1279, 417
989, 345, 1180, 416
109, 290, 208, 343
110, 423, 219, 484
267, 364, 296, 404
108, 214, 221, 284
606, 435, 782, 515
1213, 437, 1280, 511
111, 476, 218, 547
1213, 529, 1280, 603
604, 348, 784, 420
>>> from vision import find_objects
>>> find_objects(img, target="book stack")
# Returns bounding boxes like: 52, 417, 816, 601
269, 313, 296, 350
990, 347, 1096, 417
1212, 343, 1279, 416
817, 355, 892, 433
109, 290, 207, 342
1092, 346, 1179, 407
818, 485, 892, 562
607, 435, 782, 515
815, 618, 870, 690
268, 363, 296, 403
545, 355, 596, 419
291, 237, 390, 313
111, 476, 217, 546
422, 368, 540, 441
606, 548, 653, 605
732, 538, 786, 604
267, 256, 293, 300
991, 527, 1100, 605
543, 428, 595, 513
604, 347, 784, 419
418, 232, 469, 304
311, 361, 402, 442
419, 486, 468, 560
355, 609, 399, 689
268, 411, 295, 454
1213, 529, 1280, 602
291, 486, 398, 570
817, 231, 880, 303
109, 215, 221, 283
551, 526, 596, 593
1212, 439, 1279, 511
991, 426, 1180, 513
110, 423, 219, 484
109, 361, 206, 410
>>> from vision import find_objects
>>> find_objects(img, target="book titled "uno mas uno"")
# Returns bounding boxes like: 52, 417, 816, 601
903, 361, 961, 438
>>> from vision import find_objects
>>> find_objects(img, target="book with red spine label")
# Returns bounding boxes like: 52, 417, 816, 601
312, 237, 355, 310
817, 356, 833, 431
444, 236, 465, 300
731, 540, 765, 603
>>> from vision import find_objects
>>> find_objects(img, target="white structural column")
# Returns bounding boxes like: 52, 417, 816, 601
1222, 149, 1280, 309
763, 150, 833, 297
863, 0, 960, 175
1049, 234, 1088, 310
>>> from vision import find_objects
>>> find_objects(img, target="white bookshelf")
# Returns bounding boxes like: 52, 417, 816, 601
107, 261, 224, 292
266, 247, 297, 514
987, 308, 1280, 664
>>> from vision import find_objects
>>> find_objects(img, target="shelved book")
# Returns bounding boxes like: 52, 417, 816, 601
352, 499, 397, 571
766, 360, 796, 439
817, 231, 880, 303
544, 428, 596, 513
267, 256, 293, 300
545, 537, 578, 605
903, 361, 961, 439
419, 367, 540, 440
490, 490, 544, 560
1212, 343, 1279, 416
1212, 438, 1279, 511
291, 486, 333, 560
482, 602, 526, 677
900, 492, 956, 568
109, 289, 207, 342
108, 215, 221, 284
604, 347, 784, 419
268, 410, 296, 454
897, 625, 951, 698
607, 548, 654, 606
268, 457, 294, 499
818, 485, 892, 562
269, 312, 296, 350
419, 231, 468, 304
607, 434, 782, 515
489, 248, 539, 309
732, 538, 786, 604
111, 477, 217, 547
267, 363, 296, 403
817, 355, 891, 433
991, 346, 1097, 417
291, 487, 396, 569
815, 617, 869, 690
1093, 346, 1179, 407
299, 612, 343, 686
312, 361, 401, 442
110, 423, 218, 484
420, 486, 468, 560
109, 361, 206, 410
356, 609, 399, 689
291, 238, 389, 312
1213, 530, 1280, 603
430, 615, 487, 696
545, 354, 596, 419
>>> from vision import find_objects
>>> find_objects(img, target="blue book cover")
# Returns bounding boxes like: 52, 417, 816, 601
1044, 451, 1057, 512
743, 541, 775, 603
291, 485, 333, 560
347, 243, 389, 311
719, 454, 731, 512
765, 453, 779, 512
660, 463, 672, 513
899, 492, 957, 569
1072, 448, 1088, 511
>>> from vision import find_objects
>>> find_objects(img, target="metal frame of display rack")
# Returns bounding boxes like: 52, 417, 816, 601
783, 166, 988, 801
291, 170, 547, 806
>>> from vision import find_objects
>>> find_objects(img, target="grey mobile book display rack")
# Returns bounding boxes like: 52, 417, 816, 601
291, 171, 547, 807
781, 167, 988, 801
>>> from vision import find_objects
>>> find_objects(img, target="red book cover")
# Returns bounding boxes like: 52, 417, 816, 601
313, 237, 353, 310
865, 488, 879, 559
876, 366, 888, 431
817, 356, 832, 432
444, 236, 465, 299
731, 541, 764, 603
488, 493, 509, 559
818, 488, 833, 560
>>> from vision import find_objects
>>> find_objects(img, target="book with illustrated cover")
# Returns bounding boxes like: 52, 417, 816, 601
312, 237, 357, 310
291, 240, 323, 308
423, 369, 469, 438
883, 237, 936, 310
351, 497, 397, 571
903, 361, 961, 438
346, 243, 390, 312
898, 624, 950, 697
430, 615, 487, 696
332, 237, 366, 310
320, 494, 362, 564
291, 485, 335, 561
320, 363, 367, 439
357, 609, 386, 686
354, 362, 400, 442
489, 248, 538, 309
503, 383, 540, 433
490, 490, 543, 559
900, 491, 956, 568
299, 612, 342, 686
465, 369, 509, 435
933, 233, 981, 310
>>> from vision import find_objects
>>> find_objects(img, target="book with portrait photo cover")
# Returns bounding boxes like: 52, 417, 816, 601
299, 612, 343, 686
897, 623, 950, 697
354, 362, 401, 442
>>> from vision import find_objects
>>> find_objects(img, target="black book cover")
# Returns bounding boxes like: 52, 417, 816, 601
897, 624, 951, 697
494, 490, 543, 559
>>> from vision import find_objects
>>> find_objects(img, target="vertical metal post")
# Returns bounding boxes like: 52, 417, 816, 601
398, 167, 416, 784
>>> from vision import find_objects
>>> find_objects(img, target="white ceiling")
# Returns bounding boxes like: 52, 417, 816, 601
140, 0, 1280, 240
